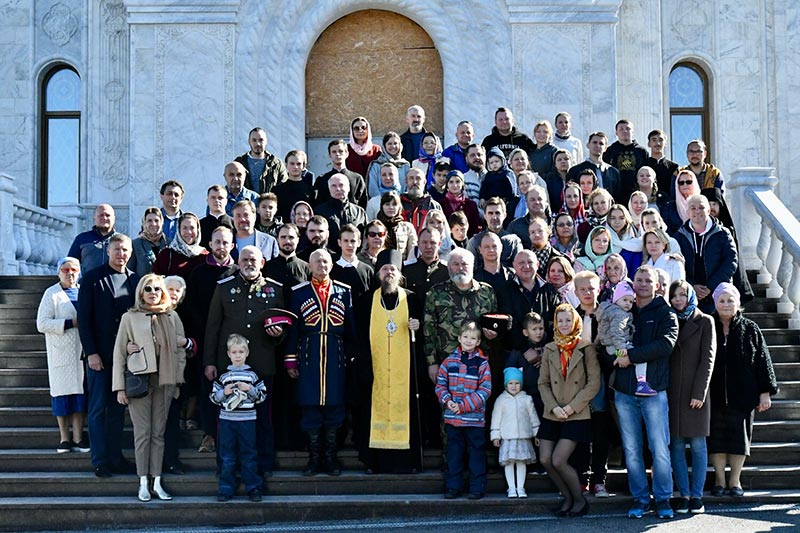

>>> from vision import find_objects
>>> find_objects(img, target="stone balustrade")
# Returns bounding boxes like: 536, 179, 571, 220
0, 174, 76, 275
729, 167, 800, 328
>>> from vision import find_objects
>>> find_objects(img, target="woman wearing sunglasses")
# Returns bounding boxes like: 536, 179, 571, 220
661, 169, 701, 235
112, 274, 190, 502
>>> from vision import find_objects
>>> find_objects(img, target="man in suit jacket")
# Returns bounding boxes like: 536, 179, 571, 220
230, 199, 278, 261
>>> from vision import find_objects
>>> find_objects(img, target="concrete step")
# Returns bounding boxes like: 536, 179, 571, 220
744, 298, 781, 313
775, 380, 800, 399
0, 321, 41, 335
745, 312, 790, 329
0, 369, 49, 388
747, 442, 800, 465
773, 362, 800, 381
0, 387, 50, 407
753, 420, 800, 442
0, 276, 57, 291
0, 290, 46, 306
762, 329, 800, 345
0, 427, 205, 450
755, 400, 800, 421
3, 490, 795, 532
0, 305, 37, 320
768, 345, 800, 363
0, 335, 45, 352
0, 352, 46, 369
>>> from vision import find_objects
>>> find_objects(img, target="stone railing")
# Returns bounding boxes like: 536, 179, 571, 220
0, 174, 77, 275
728, 167, 800, 328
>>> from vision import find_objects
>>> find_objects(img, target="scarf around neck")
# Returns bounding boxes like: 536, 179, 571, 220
554, 303, 582, 378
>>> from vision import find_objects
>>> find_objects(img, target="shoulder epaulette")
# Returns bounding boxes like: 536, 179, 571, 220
332, 280, 351, 290
263, 276, 283, 287
292, 281, 310, 291
217, 275, 235, 284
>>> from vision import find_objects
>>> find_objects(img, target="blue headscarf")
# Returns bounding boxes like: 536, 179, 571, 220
673, 281, 698, 321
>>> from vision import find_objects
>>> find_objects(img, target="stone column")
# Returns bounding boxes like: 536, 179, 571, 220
728, 167, 778, 267
507, 0, 623, 141
123, 0, 239, 222
0, 174, 19, 275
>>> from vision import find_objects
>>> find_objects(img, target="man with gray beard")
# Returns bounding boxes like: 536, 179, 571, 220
355, 249, 424, 473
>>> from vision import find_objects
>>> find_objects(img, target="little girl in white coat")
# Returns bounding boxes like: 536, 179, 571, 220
490, 367, 541, 498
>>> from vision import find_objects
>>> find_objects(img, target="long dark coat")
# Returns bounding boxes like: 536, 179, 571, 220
668, 308, 716, 438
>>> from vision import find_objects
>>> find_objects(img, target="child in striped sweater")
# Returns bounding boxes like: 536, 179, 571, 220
210, 334, 267, 502
435, 322, 492, 500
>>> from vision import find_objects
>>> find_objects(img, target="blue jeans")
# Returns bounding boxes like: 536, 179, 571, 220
670, 436, 708, 498
87, 365, 126, 468
218, 418, 261, 496
615, 391, 672, 504
444, 425, 486, 494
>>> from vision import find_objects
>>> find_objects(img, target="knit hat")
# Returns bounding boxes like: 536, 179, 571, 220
612, 282, 635, 304
504, 367, 523, 387
712, 282, 740, 304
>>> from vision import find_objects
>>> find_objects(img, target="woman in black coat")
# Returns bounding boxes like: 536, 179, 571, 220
708, 282, 778, 497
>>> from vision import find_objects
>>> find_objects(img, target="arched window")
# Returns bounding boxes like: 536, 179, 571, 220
669, 62, 710, 166
41, 65, 81, 208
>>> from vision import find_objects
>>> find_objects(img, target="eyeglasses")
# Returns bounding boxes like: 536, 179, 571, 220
677, 180, 693, 186
367, 231, 386, 238
143, 286, 162, 293
353, 125, 367, 131
687, 149, 704, 154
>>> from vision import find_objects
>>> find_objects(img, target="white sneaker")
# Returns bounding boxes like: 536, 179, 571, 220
517, 488, 527, 498
507, 488, 518, 498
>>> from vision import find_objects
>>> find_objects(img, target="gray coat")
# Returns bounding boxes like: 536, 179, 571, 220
597, 300, 634, 353
668, 309, 716, 438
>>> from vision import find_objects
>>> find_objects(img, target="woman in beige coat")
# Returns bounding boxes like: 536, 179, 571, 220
538, 303, 600, 517
36, 257, 88, 453
113, 274, 187, 502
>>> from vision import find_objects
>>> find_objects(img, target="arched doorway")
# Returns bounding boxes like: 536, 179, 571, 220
305, 9, 443, 174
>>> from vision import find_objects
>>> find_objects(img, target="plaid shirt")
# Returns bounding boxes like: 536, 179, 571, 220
435, 347, 492, 427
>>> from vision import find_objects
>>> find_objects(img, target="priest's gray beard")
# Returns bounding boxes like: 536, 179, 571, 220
381, 276, 400, 295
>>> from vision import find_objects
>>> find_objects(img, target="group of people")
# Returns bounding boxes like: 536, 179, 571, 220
35, 105, 779, 516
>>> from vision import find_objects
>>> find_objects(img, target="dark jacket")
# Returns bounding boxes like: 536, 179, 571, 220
710, 312, 778, 412
602, 140, 649, 201
610, 296, 678, 395
203, 273, 285, 378
68, 227, 117, 273
674, 219, 737, 313
314, 199, 367, 253
668, 308, 716, 438
481, 126, 536, 158
314, 168, 367, 208
199, 213, 233, 252
499, 278, 561, 349
184, 259, 238, 354
644, 156, 679, 200
77, 264, 140, 362
568, 160, 623, 205
234, 151, 288, 194
400, 127, 428, 164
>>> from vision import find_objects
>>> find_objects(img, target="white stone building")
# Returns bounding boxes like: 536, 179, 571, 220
0, 0, 797, 274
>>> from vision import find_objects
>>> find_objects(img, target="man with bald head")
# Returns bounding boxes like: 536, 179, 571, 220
286, 248, 356, 476
68, 203, 118, 272
314, 139, 367, 208
204, 244, 286, 481
314, 173, 367, 253
223, 161, 260, 215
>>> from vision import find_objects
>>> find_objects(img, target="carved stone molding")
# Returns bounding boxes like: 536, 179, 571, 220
99, 0, 129, 191
42, 3, 78, 46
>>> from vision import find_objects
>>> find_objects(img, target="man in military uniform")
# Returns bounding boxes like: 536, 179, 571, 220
204, 245, 285, 480
423, 248, 498, 384
285, 249, 356, 476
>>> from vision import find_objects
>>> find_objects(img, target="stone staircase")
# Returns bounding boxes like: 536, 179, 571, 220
0, 274, 798, 531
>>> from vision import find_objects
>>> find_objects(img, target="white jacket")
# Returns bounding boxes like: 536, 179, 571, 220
36, 283, 84, 397
490, 390, 541, 441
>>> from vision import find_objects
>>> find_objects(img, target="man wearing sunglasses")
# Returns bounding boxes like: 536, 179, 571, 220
680, 139, 725, 192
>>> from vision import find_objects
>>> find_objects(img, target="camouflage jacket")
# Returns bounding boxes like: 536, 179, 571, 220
423, 280, 497, 366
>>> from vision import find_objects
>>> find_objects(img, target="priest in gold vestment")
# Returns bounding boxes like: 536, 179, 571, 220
356, 249, 425, 473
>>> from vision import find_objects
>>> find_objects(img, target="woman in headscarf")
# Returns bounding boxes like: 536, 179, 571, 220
574, 226, 613, 275
129, 207, 167, 276
635, 166, 667, 211
420, 209, 455, 263
441, 170, 482, 237
36, 257, 89, 453
112, 274, 189, 501
628, 191, 648, 235
152, 213, 208, 278
604, 204, 642, 276
598, 253, 630, 303
345, 116, 382, 178
708, 283, 777, 498
366, 131, 409, 198
411, 131, 443, 189
538, 303, 600, 517
560, 182, 587, 230
290, 201, 314, 255
577, 188, 613, 244
546, 256, 579, 307
544, 149, 573, 210
376, 191, 417, 262
661, 169, 701, 234
550, 212, 580, 262
667, 280, 716, 514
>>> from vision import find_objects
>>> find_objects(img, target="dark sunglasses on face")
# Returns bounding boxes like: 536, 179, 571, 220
678, 180, 693, 186
367, 231, 386, 238
143, 286, 162, 293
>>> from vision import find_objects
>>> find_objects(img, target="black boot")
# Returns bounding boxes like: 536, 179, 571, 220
303, 431, 322, 476
324, 427, 342, 476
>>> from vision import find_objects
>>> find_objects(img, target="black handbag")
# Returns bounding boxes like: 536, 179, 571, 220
125, 369, 149, 399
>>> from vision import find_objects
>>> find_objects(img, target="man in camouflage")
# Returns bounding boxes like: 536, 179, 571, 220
423, 248, 498, 384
